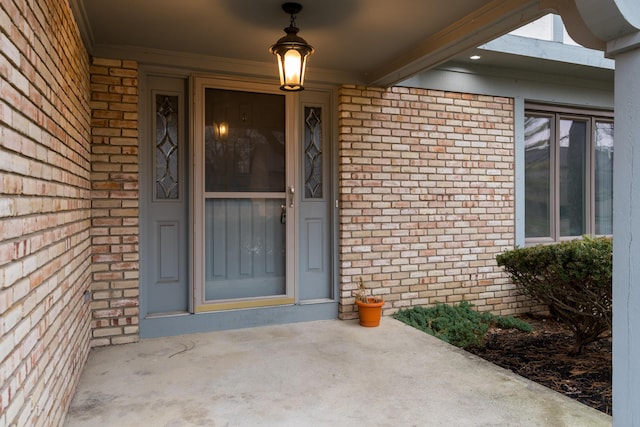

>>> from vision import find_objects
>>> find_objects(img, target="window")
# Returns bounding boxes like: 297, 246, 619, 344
524, 104, 613, 243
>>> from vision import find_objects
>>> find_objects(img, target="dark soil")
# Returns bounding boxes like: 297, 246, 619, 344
466, 314, 612, 415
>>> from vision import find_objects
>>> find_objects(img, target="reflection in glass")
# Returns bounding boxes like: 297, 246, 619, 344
595, 121, 614, 235
204, 89, 285, 193
524, 116, 551, 238
559, 119, 587, 237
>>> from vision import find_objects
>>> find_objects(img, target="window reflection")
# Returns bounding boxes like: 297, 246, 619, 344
559, 119, 587, 237
595, 122, 614, 235
524, 116, 551, 238
204, 89, 285, 193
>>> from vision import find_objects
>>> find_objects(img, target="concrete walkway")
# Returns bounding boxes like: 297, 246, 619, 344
64, 319, 612, 427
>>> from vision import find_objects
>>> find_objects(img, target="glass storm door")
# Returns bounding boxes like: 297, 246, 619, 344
193, 79, 296, 311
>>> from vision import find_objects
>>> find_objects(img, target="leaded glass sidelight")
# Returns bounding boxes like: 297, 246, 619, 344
304, 106, 322, 199
156, 95, 179, 199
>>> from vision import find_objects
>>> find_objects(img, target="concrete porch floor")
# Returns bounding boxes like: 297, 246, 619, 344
64, 318, 612, 427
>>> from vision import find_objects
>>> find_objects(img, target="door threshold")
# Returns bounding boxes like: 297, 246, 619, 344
146, 311, 191, 319
299, 298, 335, 305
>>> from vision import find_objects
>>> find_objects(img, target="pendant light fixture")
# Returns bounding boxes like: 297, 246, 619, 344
269, 2, 314, 91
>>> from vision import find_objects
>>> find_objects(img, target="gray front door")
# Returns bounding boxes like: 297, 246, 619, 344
141, 74, 336, 334
200, 86, 291, 309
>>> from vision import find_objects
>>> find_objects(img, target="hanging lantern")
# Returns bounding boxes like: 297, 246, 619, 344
269, 3, 314, 91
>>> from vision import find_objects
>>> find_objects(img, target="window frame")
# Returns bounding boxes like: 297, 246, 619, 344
524, 103, 613, 245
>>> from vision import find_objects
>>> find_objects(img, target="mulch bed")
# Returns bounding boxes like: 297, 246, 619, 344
466, 314, 612, 415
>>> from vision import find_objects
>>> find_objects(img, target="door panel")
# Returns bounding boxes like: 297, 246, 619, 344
204, 198, 286, 300
158, 222, 179, 280
144, 76, 189, 315
305, 220, 323, 270
298, 92, 333, 301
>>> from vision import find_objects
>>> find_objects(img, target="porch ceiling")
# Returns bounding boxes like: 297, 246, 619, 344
73, 0, 544, 86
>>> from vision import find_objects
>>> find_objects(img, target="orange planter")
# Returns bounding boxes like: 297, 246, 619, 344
355, 298, 384, 327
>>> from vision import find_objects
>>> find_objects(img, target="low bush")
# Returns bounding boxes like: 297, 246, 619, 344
393, 301, 531, 349
496, 236, 612, 355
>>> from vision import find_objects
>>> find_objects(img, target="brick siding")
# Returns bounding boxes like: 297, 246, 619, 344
338, 85, 534, 319
0, 1, 92, 425
89, 58, 140, 347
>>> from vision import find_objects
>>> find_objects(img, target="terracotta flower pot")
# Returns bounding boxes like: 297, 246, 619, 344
355, 298, 384, 327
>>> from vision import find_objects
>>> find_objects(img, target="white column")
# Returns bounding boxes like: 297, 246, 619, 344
611, 39, 640, 426
579, 2, 640, 424
560, 1, 640, 424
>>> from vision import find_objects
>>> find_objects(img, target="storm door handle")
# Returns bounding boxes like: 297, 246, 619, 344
288, 186, 295, 208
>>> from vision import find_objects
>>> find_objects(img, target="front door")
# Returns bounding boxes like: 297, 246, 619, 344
141, 74, 336, 336
192, 78, 296, 311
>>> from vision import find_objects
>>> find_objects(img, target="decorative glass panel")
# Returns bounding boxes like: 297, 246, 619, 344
524, 116, 551, 238
559, 119, 587, 237
155, 95, 179, 199
304, 106, 323, 199
595, 121, 614, 235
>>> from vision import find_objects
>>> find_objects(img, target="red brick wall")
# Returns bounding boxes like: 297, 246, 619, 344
338, 85, 532, 319
0, 1, 92, 425
89, 58, 140, 346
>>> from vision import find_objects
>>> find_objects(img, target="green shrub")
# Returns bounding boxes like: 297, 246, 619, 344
496, 236, 612, 355
393, 301, 531, 349
493, 315, 533, 332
